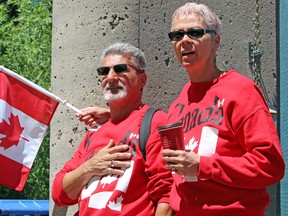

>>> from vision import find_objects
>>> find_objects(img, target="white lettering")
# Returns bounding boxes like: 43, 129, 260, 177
217, 99, 225, 107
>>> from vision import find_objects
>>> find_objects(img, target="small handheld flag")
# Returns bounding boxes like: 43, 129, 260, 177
0, 66, 79, 191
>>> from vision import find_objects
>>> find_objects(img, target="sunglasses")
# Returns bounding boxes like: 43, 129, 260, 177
168, 29, 216, 41
97, 64, 144, 76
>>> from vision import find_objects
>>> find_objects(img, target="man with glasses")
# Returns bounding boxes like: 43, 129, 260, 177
75, 2, 284, 216
52, 43, 173, 216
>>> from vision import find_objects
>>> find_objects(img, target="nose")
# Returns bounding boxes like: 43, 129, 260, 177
104, 68, 119, 81
181, 33, 193, 43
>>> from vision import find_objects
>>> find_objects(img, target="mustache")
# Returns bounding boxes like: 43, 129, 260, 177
104, 82, 125, 91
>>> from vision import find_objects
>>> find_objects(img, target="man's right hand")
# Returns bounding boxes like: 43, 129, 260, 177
82, 139, 132, 177
62, 139, 131, 200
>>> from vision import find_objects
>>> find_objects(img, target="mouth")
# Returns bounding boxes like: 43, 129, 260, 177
105, 83, 124, 93
182, 51, 195, 57
106, 86, 122, 93
107, 86, 120, 90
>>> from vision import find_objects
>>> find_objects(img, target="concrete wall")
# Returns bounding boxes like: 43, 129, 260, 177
50, 0, 278, 215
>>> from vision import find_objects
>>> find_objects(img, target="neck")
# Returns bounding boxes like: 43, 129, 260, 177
108, 99, 143, 120
186, 63, 223, 83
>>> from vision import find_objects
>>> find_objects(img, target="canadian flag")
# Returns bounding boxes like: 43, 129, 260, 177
0, 67, 59, 191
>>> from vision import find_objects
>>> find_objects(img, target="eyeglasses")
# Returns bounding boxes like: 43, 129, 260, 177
168, 29, 216, 41
97, 64, 144, 76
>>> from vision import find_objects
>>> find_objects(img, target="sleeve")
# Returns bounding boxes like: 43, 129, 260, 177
144, 110, 173, 203
198, 83, 285, 189
52, 133, 91, 206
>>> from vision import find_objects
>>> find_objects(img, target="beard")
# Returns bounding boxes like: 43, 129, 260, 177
103, 82, 128, 102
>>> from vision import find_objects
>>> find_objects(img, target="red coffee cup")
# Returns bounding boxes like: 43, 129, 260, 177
157, 121, 184, 150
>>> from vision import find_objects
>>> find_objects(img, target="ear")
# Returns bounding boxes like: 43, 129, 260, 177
138, 72, 147, 89
213, 34, 221, 52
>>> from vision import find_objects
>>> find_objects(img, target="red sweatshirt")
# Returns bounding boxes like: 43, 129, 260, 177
167, 70, 285, 216
52, 104, 173, 216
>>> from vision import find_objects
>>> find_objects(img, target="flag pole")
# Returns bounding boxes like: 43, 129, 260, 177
0, 65, 81, 113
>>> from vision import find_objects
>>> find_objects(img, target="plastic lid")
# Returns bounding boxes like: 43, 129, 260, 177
157, 121, 182, 130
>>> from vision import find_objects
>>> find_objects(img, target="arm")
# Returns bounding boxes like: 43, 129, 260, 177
52, 139, 132, 204
145, 111, 173, 205
155, 203, 173, 216
63, 140, 131, 199
198, 109, 285, 188
163, 109, 285, 189
75, 106, 111, 127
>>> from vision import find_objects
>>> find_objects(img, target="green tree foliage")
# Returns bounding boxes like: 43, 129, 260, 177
0, 0, 52, 199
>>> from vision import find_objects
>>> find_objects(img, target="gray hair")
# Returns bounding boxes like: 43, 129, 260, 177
172, 2, 221, 34
100, 43, 146, 71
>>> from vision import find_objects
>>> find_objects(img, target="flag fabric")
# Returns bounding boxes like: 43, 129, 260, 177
0, 67, 59, 191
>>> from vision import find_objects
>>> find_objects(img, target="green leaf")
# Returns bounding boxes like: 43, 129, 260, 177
0, 0, 52, 199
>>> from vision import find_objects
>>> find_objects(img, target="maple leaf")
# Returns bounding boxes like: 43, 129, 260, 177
100, 175, 117, 188
0, 113, 25, 150
108, 195, 124, 211
185, 136, 199, 151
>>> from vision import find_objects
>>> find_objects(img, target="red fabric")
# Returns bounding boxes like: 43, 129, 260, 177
0, 154, 30, 191
0, 70, 59, 191
52, 104, 173, 215
0, 71, 58, 125
167, 70, 285, 215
